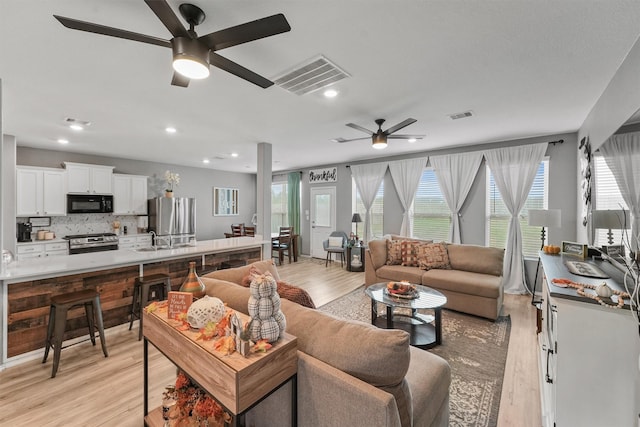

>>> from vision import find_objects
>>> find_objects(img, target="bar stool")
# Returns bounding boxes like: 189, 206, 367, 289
42, 289, 108, 378
129, 273, 172, 340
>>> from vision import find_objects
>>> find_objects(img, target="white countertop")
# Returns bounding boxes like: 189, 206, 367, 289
1, 236, 268, 283
16, 239, 67, 246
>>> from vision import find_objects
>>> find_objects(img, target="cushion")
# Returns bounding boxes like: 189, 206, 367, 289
328, 236, 343, 248
386, 239, 403, 265
422, 268, 502, 298
368, 239, 388, 270
446, 244, 504, 276
203, 259, 280, 284
241, 266, 316, 308
417, 242, 452, 271
400, 240, 421, 266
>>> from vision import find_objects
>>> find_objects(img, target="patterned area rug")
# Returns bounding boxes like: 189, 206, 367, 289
319, 286, 511, 427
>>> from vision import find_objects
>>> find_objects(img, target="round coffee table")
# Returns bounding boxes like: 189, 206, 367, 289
365, 283, 447, 349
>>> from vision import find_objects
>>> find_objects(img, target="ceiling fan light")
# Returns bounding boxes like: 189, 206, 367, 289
372, 134, 387, 149
172, 37, 210, 79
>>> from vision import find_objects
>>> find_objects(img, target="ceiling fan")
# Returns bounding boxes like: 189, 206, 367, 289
54, 1, 291, 88
332, 118, 425, 149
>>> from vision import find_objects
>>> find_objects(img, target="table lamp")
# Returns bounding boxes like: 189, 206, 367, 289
528, 209, 561, 308
351, 213, 362, 243
592, 209, 629, 245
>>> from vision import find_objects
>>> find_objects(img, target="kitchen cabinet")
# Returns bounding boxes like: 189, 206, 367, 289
538, 253, 640, 427
16, 241, 68, 260
118, 235, 153, 250
113, 174, 148, 214
16, 166, 67, 217
64, 162, 114, 194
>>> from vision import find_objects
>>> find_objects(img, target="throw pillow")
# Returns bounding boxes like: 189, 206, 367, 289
241, 266, 316, 308
400, 240, 422, 266
328, 236, 343, 248
386, 239, 403, 265
417, 242, 452, 271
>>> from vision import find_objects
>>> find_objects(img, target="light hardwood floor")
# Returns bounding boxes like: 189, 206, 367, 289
0, 257, 540, 426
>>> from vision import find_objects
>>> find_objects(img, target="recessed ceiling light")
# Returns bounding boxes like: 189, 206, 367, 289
323, 89, 338, 98
408, 138, 417, 143
69, 124, 84, 131
231, 153, 239, 157
57, 138, 69, 144
203, 159, 210, 164
165, 127, 177, 134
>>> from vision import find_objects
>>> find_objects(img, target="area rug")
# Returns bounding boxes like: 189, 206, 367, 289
319, 286, 511, 427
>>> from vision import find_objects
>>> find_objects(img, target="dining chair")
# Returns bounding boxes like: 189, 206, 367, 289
231, 223, 244, 237
272, 226, 293, 265
243, 226, 256, 237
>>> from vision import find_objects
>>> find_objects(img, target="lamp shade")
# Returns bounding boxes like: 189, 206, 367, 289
172, 37, 210, 79
593, 209, 629, 230
351, 213, 362, 223
528, 209, 561, 227
372, 134, 387, 149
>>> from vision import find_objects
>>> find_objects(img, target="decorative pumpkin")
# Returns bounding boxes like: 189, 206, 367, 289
247, 272, 286, 343
595, 283, 613, 298
186, 295, 226, 329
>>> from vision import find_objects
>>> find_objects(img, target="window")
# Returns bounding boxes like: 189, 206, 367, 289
413, 168, 450, 241
353, 179, 384, 239
486, 159, 549, 257
593, 155, 629, 246
271, 182, 288, 233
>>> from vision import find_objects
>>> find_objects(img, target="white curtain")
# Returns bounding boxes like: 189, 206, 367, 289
388, 157, 427, 237
430, 152, 483, 243
351, 162, 388, 243
484, 143, 547, 294
600, 133, 640, 250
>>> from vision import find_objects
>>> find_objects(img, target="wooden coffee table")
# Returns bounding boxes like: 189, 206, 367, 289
365, 283, 447, 349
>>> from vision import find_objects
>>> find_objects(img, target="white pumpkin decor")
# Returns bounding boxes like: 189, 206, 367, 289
186, 295, 226, 329
247, 272, 286, 343
595, 283, 613, 298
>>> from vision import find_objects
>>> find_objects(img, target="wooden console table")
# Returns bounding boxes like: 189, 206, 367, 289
143, 307, 298, 426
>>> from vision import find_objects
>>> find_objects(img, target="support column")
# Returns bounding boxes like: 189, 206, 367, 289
256, 143, 272, 259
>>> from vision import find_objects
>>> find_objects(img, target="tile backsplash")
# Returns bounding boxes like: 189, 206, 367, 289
17, 214, 145, 239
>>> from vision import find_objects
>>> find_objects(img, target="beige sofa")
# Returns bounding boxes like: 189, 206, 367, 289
201, 260, 451, 427
365, 237, 504, 320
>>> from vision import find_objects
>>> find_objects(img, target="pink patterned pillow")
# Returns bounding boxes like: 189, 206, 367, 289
400, 240, 422, 267
417, 243, 452, 271
386, 239, 403, 265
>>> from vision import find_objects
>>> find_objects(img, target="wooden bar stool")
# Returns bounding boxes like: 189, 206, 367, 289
129, 273, 172, 340
42, 289, 108, 378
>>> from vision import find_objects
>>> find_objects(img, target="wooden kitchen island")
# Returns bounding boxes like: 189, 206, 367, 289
0, 236, 267, 366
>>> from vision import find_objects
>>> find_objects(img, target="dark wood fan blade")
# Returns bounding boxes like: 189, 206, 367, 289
346, 123, 374, 135
387, 134, 425, 139
385, 118, 417, 135
209, 52, 273, 88
171, 72, 190, 87
54, 15, 171, 48
332, 137, 369, 143
198, 14, 291, 51
144, 0, 190, 38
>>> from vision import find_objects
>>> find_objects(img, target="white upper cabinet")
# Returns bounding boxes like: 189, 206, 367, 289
64, 162, 114, 194
113, 174, 148, 215
16, 166, 67, 216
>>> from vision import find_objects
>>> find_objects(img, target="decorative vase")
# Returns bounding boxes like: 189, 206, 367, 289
180, 261, 206, 299
165, 191, 174, 198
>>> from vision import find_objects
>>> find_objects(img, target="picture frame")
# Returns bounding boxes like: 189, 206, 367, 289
602, 244, 625, 258
213, 187, 239, 216
561, 241, 588, 258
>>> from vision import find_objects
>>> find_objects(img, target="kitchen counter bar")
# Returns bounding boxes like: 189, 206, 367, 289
1, 236, 268, 365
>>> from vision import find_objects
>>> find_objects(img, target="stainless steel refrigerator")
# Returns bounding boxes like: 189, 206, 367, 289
148, 197, 196, 248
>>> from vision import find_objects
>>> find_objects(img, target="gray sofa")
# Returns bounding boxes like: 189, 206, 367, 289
202, 260, 451, 427
365, 237, 504, 320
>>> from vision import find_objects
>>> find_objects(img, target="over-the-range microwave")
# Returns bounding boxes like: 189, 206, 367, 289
67, 194, 114, 214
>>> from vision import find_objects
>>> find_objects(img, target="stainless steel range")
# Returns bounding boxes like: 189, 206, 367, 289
64, 233, 119, 254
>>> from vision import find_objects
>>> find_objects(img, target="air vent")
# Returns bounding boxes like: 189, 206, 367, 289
449, 111, 474, 120
273, 55, 350, 96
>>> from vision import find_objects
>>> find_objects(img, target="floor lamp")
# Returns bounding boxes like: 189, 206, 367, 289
528, 209, 561, 308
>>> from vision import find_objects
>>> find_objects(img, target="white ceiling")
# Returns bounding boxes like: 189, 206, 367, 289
2, 1, 640, 173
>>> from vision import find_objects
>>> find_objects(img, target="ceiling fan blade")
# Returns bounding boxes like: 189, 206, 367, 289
331, 137, 369, 143
171, 72, 190, 87
144, 0, 190, 38
209, 52, 273, 88
54, 15, 171, 48
346, 123, 374, 135
387, 134, 425, 139
199, 14, 291, 51
385, 118, 417, 135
